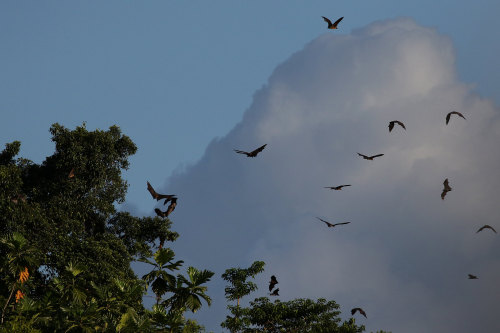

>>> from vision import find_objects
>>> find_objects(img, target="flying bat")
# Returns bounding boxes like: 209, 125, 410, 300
147, 181, 176, 204
270, 288, 279, 296
269, 275, 278, 292
441, 178, 452, 200
388, 120, 406, 132
324, 185, 351, 190
476, 225, 497, 234
154, 198, 177, 218
322, 16, 343, 30
351, 308, 367, 318
468, 274, 478, 280
357, 153, 384, 160
234, 144, 267, 157
316, 217, 351, 228
446, 111, 466, 125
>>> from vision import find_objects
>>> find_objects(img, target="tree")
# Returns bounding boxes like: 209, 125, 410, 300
165, 267, 214, 313
231, 297, 365, 333
0, 232, 37, 326
0, 124, 212, 332
221, 261, 265, 307
221, 262, 367, 333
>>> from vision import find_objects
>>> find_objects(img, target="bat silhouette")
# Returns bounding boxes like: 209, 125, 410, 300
441, 178, 452, 200
476, 225, 497, 233
269, 275, 278, 292
388, 120, 406, 132
154, 198, 177, 218
147, 181, 176, 204
316, 217, 350, 228
357, 153, 384, 160
270, 288, 279, 296
351, 308, 367, 318
468, 274, 478, 280
446, 111, 466, 125
234, 144, 267, 157
165, 197, 177, 217
322, 16, 343, 29
154, 208, 168, 218
324, 185, 351, 190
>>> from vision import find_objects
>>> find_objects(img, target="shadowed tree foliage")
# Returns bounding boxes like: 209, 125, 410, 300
222, 261, 265, 307
221, 262, 370, 333
229, 297, 366, 333
0, 124, 212, 332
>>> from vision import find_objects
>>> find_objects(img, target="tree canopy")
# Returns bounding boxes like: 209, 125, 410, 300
0, 124, 212, 332
221, 262, 373, 333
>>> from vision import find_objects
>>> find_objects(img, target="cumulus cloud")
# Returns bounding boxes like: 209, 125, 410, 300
163, 18, 500, 332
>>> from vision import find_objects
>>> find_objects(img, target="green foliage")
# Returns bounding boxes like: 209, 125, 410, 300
140, 248, 184, 301
221, 262, 366, 333
222, 297, 366, 333
0, 124, 211, 332
0, 141, 21, 165
221, 261, 265, 304
165, 267, 214, 313
0, 124, 145, 287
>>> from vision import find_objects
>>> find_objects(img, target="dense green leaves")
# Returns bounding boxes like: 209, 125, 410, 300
165, 267, 214, 313
0, 124, 212, 332
221, 262, 367, 333
222, 261, 265, 304
235, 297, 365, 333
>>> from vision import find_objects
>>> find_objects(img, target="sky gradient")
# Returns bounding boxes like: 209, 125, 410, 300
1, 2, 500, 332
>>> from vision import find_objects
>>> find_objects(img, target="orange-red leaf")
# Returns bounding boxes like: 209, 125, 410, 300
15, 290, 25, 303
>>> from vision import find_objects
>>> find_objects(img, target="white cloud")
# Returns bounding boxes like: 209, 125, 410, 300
164, 17, 500, 332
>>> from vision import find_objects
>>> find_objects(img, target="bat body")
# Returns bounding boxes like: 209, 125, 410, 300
389, 120, 406, 132
357, 153, 384, 160
324, 185, 351, 190
166, 197, 177, 217
351, 307, 367, 318
468, 274, 478, 279
154, 198, 177, 218
270, 288, 279, 296
441, 178, 452, 200
269, 275, 278, 292
234, 144, 267, 157
446, 111, 466, 125
316, 217, 351, 228
322, 16, 343, 29
147, 181, 176, 204
154, 208, 167, 218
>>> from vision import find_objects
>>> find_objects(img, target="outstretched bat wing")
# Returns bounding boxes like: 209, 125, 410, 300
333, 16, 344, 28
322, 16, 332, 26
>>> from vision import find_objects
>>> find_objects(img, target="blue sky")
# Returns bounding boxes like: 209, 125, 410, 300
2, 1, 499, 189
2, 1, 500, 332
